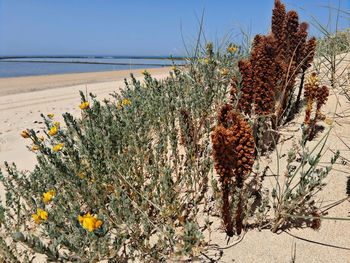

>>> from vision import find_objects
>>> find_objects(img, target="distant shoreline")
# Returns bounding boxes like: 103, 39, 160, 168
0, 56, 184, 78
0, 67, 171, 97
0, 60, 175, 67
0, 55, 187, 60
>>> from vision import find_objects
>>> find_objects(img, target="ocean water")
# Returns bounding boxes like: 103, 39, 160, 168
0, 57, 184, 78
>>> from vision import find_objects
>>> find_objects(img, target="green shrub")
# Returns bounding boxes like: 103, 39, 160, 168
0, 46, 238, 262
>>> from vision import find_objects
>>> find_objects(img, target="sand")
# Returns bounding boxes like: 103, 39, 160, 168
0, 60, 349, 262
0, 67, 171, 97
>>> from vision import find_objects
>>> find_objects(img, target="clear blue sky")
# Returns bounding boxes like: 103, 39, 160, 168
0, 0, 348, 56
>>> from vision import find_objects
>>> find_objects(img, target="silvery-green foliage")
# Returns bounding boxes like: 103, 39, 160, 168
271, 129, 339, 232
0, 46, 238, 262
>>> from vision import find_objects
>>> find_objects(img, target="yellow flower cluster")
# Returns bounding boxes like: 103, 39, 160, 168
47, 113, 55, 119
228, 45, 237, 53
20, 130, 30, 138
78, 212, 103, 232
79, 101, 89, 110
53, 143, 64, 152
42, 189, 56, 203
31, 144, 40, 151
32, 208, 48, 224
117, 98, 132, 109
78, 172, 86, 179
48, 125, 58, 136
121, 98, 131, 106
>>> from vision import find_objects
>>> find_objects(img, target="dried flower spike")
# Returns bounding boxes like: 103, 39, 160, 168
212, 104, 255, 236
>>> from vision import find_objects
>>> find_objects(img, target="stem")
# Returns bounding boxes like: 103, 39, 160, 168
271, 217, 285, 233
235, 177, 244, 235
222, 181, 234, 237
294, 69, 306, 113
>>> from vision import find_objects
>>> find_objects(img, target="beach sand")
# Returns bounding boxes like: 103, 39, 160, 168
0, 61, 349, 262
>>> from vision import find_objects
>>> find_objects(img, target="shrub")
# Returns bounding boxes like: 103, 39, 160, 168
0, 46, 237, 262
271, 129, 339, 232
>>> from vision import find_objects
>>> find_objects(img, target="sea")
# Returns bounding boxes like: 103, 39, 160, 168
0, 56, 185, 78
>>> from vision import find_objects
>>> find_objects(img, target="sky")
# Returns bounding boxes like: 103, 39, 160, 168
0, 0, 349, 57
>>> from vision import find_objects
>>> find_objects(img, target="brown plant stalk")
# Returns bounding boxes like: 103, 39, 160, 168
232, 0, 316, 127
212, 104, 255, 236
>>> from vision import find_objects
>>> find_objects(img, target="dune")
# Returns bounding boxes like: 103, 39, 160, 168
0, 55, 349, 262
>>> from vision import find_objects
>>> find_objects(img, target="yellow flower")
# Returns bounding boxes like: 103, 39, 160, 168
32, 208, 48, 224
47, 113, 54, 119
228, 46, 237, 53
78, 172, 86, 179
32, 214, 41, 224
78, 215, 84, 224
20, 130, 30, 138
117, 98, 132, 109
48, 125, 58, 136
31, 144, 40, 151
141, 70, 148, 75
221, 68, 229, 76
204, 58, 209, 64
78, 212, 103, 232
42, 189, 56, 203
121, 98, 131, 106
79, 101, 89, 110
38, 135, 45, 141
53, 143, 64, 152
172, 66, 177, 71
53, 122, 60, 128
95, 219, 103, 229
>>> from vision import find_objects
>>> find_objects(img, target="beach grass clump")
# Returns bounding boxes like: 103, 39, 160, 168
0, 45, 237, 261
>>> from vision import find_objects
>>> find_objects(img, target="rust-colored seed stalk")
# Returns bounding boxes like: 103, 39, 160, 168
211, 104, 255, 236
315, 86, 329, 119
231, 0, 317, 126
